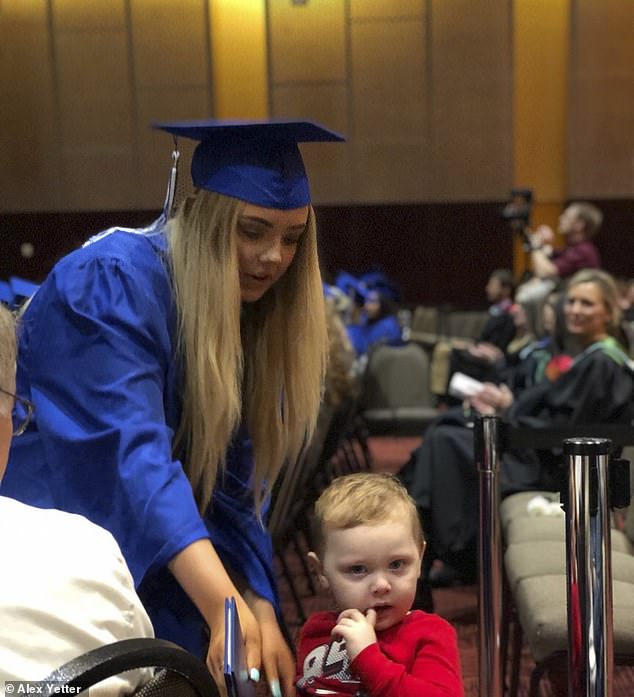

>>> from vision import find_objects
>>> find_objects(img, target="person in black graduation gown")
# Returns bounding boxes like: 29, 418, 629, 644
478, 269, 517, 351
444, 269, 517, 393
400, 269, 634, 589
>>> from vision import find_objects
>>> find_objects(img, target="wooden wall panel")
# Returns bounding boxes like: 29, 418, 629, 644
350, 20, 426, 142
1, 0, 633, 215
568, 0, 634, 198
55, 30, 135, 209
429, 0, 512, 201
513, 0, 568, 203
209, 0, 267, 119
130, 0, 210, 88
349, 0, 424, 19
0, 11, 60, 212
136, 88, 210, 208
130, 0, 212, 210
52, 0, 126, 28
62, 150, 137, 210
271, 84, 351, 203
2, 0, 47, 22
268, 0, 346, 83
350, 18, 427, 201
56, 32, 133, 148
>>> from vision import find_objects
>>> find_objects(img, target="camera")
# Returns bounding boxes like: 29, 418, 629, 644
501, 188, 534, 252
501, 187, 533, 226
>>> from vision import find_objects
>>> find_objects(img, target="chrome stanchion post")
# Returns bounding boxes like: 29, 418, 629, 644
563, 438, 614, 697
475, 416, 503, 697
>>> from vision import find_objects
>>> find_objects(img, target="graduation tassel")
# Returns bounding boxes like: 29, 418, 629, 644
160, 136, 180, 221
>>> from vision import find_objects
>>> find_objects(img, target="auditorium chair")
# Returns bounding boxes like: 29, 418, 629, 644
497, 435, 634, 697
409, 305, 441, 347
43, 637, 219, 696
360, 342, 439, 436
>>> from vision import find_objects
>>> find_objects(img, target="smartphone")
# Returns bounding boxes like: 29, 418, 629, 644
224, 597, 257, 697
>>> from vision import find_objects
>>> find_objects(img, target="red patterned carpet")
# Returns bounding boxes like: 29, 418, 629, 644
275, 436, 634, 696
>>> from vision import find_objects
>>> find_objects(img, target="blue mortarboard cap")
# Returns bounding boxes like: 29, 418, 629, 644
153, 119, 344, 209
0, 281, 14, 305
334, 271, 360, 296
9, 276, 39, 301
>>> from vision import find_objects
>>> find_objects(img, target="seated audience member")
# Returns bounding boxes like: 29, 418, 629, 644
324, 296, 357, 408
464, 300, 536, 382
346, 288, 404, 357
516, 201, 602, 305
436, 270, 516, 398
0, 306, 153, 695
296, 472, 464, 697
503, 293, 564, 394
617, 277, 634, 322
477, 268, 516, 351
616, 277, 634, 356
400, 269, 634, 590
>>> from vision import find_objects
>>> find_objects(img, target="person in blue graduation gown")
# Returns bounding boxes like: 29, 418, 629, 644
1, 120, 344, 697
346, 288, 404, 357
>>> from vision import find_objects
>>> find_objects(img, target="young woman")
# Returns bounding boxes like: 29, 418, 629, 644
1, 120, 343, 697
401, 269, 634, 590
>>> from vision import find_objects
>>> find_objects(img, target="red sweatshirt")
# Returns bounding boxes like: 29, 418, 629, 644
295, 610, 464, 697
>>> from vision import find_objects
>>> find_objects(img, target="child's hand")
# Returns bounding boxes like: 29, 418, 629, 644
331, 608, 378, 662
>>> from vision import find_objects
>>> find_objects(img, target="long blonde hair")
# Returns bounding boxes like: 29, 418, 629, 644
168, 190, 328, 515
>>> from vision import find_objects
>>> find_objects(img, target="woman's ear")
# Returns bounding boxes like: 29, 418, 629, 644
307, 551, 330, 590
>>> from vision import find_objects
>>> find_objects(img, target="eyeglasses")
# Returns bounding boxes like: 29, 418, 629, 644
0, 388, 35, 436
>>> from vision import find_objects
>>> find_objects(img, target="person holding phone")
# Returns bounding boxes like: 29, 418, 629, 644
2, 120, 344, 697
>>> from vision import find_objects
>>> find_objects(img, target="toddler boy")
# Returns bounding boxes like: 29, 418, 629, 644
295, 472, 463, 696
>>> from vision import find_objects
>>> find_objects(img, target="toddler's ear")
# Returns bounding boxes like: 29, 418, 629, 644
307, 551, 330, 590
417, 541, 427, 576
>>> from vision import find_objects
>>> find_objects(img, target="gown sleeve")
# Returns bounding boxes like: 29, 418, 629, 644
501, 346, 634, 493
6, 241, 209, 586
509, 348, 634, 428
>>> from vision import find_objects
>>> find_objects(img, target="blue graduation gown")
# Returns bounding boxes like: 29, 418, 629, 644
1, 226, 277, 657
346, 314, 403, 356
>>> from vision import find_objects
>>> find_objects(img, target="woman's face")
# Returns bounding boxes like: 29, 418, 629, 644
364, 292, 382, 319
235, 203, 309, 302
564, 281, 610, 345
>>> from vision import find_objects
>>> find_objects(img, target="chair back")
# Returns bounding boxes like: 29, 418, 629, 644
444, 310, 489, 341
411, 305, 439, 335
362, 343, 433, 409
133, 669, 203, 696
44, 638, 219, 697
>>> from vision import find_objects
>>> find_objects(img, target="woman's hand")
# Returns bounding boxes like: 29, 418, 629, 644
331, 608, 377, 663
470, 382, 514, 415
531, 224, 554, 247
206, 594, 261, 695
245, 591, 296, 697
168, 540, 262, 696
